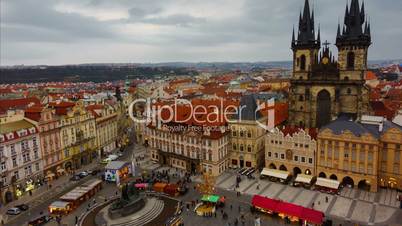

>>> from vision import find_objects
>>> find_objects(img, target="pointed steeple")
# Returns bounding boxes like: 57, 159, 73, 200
311, 8, 315, 29
337, 23, 341, 38
317, 24, 321, 43
303, 0, 311, 22
360, 1, 365, 22
337, 0, 371, 47
292, 0, 319, 50
344, 2, 349, 26
292, 26, 295, 43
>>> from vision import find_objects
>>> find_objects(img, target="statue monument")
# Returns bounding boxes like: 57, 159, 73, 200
108, 182, 146, 219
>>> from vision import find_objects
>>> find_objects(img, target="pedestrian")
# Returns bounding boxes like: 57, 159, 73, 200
238, 205, 241, 213
312, 202, 315, 208
75, 216, 78, 224
214, 212, 217, 217
325, 196, 329, 203
230, 204, 232, 210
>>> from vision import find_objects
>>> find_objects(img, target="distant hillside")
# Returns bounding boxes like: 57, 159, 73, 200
0, 65, 197, 84
1, 59, 399, 84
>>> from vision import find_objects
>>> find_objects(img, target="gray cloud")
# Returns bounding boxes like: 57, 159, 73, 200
1, 0, 401, 65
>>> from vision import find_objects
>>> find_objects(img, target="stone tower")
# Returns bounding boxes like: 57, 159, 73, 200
288, 0, 371, 128
336, 0, 371, 117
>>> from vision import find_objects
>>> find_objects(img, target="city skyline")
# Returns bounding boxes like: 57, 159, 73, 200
1, 0, 402, 66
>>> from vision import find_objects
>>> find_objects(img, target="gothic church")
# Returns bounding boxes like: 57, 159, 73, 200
288, 0, 371, 128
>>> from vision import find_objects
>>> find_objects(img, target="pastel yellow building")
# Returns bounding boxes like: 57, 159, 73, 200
316, 116, 401, 192
50, 101, 96, 171
378, 122, 402, 190
265, 126, 317, 176
229, 95, 266, 169
86, 103, 118, 156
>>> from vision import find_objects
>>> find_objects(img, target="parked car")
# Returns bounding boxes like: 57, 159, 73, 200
28, 215, 53, 226
69, 175, 81, 181
88, 169, 99, 176
78, 171, 89, 178
15, 204, 29, 211
6, 207, 21, 215
108, 154, 118, 161
101, 157, 112, 164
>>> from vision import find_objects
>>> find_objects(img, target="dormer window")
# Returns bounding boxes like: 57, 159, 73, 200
7, 133, 14, 140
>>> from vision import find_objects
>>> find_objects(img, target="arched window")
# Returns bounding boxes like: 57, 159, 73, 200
300, 55, 306, 71
347, 52, 355, 69
347, 88, 352, 94
299, 95, 304, 101
344, 76, 349, 81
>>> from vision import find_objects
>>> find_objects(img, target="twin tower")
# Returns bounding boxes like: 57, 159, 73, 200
288, 0, 372, 128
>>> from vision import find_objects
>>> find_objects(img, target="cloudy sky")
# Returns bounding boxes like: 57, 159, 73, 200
1, 0, 401, 65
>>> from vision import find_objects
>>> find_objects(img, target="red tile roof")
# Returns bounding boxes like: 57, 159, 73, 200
370, 101, 397, 120
0, 97, 41, 114
280, 126, 318, 140
365, 71, 377, 80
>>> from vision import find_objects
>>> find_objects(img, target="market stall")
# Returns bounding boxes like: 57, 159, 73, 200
104, 161, 131, 185
153, 182, 168, 193
251, 195, 279, 214
134, 183, 148, 190
195, 195, 221, 216
55, 179, 102, 212
293, 174, 314, 188
260, 168, 291, 183
314, 178, 340, 194
164, 184, 179, 197
48, 201, 71, 215
251, 195, 324, 225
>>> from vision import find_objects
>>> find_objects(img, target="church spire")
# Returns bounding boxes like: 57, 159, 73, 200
292, 0, 320, 50
336, 0, 371, 47
360, 1, 365, 22
292, 25, 295, 43
317, 24, 321, 43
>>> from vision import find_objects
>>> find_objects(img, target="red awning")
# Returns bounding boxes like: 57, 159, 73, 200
251, 195, 324, 224
276, 202, 303, 218
251, 195, 279, 212
301, 208, 324, 225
